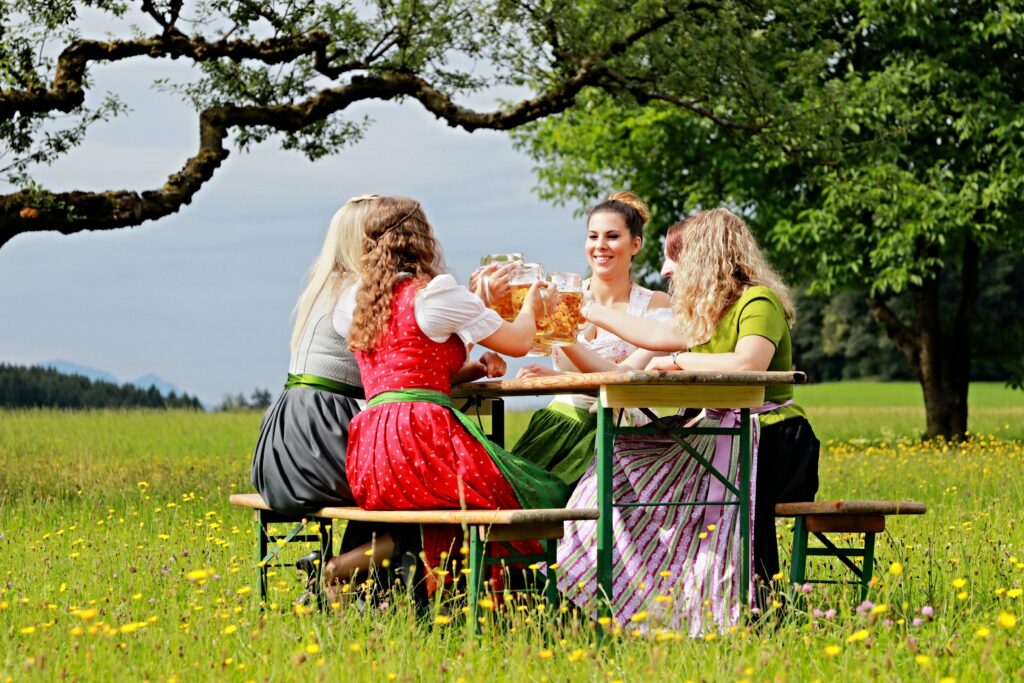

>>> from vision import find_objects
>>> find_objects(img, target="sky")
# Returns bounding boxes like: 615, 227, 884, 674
0, 15, 593, 406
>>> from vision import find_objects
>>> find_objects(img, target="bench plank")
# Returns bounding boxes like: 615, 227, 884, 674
229, 493, 598, 525
775, 500, 926, 516
805, 514, 886, 534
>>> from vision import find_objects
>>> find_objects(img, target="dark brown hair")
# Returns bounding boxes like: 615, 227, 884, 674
587, 190, 650, 241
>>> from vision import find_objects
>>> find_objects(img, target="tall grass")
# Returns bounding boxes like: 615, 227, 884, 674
1, 384, 1023, 681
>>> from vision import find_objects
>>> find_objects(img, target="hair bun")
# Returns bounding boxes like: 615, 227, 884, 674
607, 191, 650, 225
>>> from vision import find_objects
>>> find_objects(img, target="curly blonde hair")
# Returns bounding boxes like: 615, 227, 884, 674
348, 196, 444, 352
668, 208, 795, 349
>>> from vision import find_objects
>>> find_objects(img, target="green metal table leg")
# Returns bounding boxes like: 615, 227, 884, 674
861, 532, 876, 601
596, 398, 614, 628
257, 510, 269, 605
316, 519, 333, 611
788, 516, 808, 609
467, 525, 486, 636
739, 408, 751, 608
544, 539, 559, 610
492, 398, 505, 448
790, 516, 808, 585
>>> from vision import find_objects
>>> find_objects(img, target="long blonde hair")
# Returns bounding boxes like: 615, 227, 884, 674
348, 196, 443, 352
290, 195, 379, 350
668, 208, 796, 348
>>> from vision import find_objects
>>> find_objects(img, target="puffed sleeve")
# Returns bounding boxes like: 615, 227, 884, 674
331, 281, 360, 338
414, 274, 503, 345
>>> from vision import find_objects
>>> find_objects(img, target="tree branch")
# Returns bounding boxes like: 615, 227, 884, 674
0, 31, 333, 119
0, 6, 683, 246
867, 293, 921, 370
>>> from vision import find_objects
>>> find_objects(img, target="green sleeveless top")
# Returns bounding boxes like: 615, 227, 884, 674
690, 286, 806, 426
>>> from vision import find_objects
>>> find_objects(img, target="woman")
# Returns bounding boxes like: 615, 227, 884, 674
557, 208, 819, 632
248, 194, 420, 598
510, 192, 671, 486
336, 196, 569, 591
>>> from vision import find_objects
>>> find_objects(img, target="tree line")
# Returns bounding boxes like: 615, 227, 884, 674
0, 363, 203, 410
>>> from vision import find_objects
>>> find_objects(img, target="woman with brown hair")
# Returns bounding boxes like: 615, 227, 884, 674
510, 191, 671, 486
333, 195, 569, 592
554, 207, 819, 633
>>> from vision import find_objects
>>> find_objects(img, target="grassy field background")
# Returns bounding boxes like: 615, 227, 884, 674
1, 382, 1023, 681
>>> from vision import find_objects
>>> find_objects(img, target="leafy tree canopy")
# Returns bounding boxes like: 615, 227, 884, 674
516, 0, 1024, 437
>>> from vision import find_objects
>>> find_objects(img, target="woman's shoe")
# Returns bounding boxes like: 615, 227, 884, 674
295, 550, 322, 583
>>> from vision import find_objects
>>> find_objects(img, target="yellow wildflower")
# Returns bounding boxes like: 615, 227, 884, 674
888, 562, 903, 576
998, 612, 1016, 629
824, 645, 841, 657
845, 629, 869, 644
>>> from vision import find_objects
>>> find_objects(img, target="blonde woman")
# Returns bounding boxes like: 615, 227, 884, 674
555, 208, 819, 633
249, 195, 421, 599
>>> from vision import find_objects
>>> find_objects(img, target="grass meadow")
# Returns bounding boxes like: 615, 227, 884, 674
1, 382, 1023, 681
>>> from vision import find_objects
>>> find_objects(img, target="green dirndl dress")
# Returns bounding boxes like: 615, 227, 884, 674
510, 401, 597, 486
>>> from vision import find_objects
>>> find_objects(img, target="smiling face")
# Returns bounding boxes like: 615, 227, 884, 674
586, 211, 642, 281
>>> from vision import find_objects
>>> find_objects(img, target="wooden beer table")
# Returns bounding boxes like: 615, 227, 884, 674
453, 369, 806, 618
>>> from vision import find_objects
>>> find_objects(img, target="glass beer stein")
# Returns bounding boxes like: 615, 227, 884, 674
509, 262, 553, 356
479, 253, 523, 321
545, 272, 584, 346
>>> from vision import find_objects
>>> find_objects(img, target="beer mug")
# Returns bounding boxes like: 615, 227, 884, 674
479, 253, 523, 321
509, 262, 553, 356
545, 272, 584, 346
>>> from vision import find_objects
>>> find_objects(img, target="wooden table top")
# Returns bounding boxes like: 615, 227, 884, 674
452, 370, 806, 399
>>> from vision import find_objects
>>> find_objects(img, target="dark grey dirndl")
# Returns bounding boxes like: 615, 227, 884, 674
250, 382, 361, 517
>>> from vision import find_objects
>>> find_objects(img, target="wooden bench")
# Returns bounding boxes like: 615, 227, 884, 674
775, 500, 927, 599
229, 493, 598, 623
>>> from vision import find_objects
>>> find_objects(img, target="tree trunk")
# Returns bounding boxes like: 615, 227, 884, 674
868, 236, 979, 441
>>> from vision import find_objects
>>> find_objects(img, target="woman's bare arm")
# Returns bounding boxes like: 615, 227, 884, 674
586, 303, 687, 352
644, 335, 775, 372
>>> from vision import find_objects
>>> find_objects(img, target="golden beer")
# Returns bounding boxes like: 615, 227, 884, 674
479, 253, 522, 321
546, 290, 584, 345
509, 283, 553, 334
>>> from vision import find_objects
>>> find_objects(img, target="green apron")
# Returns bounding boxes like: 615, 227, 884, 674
367, 389, 569, 510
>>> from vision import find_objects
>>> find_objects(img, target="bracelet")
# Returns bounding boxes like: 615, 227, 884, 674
670, 351, 683, 370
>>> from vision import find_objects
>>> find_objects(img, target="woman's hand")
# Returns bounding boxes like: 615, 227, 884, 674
645, 355, 682, 372
478, 351, 507, 378
469, 264, 495, 303
516, 364, 563, 379
521, 280, 553, 323
486, 264, 514, 304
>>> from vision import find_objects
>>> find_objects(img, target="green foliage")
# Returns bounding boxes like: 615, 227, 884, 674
515, 0, 1024, 391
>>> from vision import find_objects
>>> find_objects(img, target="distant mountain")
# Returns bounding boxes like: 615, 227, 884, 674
40, 360, 120, 385
131, 374, 183, 397
39, 360, 184, 397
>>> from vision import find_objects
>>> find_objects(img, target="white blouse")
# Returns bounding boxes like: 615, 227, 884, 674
333, 274, 503, 346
